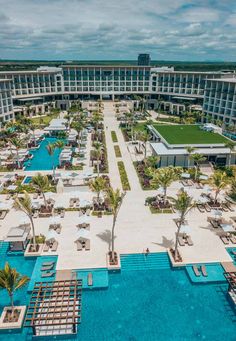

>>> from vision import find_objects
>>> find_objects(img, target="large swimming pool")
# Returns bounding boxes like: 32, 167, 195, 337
24, 137, 64, 171
0, 250, 235, 340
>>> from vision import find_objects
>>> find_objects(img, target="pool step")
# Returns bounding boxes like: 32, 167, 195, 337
120, 252, 171, 271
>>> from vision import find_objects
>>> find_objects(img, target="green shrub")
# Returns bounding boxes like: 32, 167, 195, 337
111, 131, 118, 143
117, 161, 131, 190
114, 145, 122, 157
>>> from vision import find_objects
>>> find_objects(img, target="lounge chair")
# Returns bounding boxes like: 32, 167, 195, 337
195, 182, 203, 189
181, 180, 191, 187
230, 235, 236, 244
204, 204, 211, 212
186, 236, 193, 246
41, 264, 54, 271
33, 211, 38, 218
178, 236, 185, 246
43, 243, 50, 252
197, 204, 205, 213
56, 226, 62, 234
60, 211, 65, 218
33, 193, 38, 199
221, 203, 229, 212
220, 236, 229, 245
225, 202, 234, 212
51, 241, 58, 251
201, 265, 208, 277
192, 265, 201, 277
210, 219, 219, 229
85, 239, 90, 251
42, 261, 55, 267
6, 194, 11, 200
87, 273, 93, 286
76, 240, 83, 251
41, 271, 54, 278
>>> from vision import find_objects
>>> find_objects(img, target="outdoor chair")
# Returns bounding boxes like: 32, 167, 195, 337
85, 239, 90, 250
193, 266, 201, 277
76, 240, 83, 251
41, 264, 54, 271
41, 271, 54, 278
186, 236, 193, 246
220, 236, 229, 245
201, 265, 208, 277
229, 235, 236, 244
42, 261, 55, 267
51, 241, 58, 251
178, 236, 185, 246
43, 243, 50, 252
197, 204, 205, 213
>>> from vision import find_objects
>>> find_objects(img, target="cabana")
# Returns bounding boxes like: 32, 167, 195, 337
5, 225, 30, 251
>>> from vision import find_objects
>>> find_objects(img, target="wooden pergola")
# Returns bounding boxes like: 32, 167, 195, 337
24, 279, 82, 336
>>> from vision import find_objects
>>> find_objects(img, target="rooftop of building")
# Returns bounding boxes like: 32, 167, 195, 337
150, 124, 229, 146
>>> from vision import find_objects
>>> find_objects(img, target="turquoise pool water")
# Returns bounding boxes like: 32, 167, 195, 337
22, 176, 32, 184
75, 268, 108, 289
186, 263, 226, 283
24, 137, 64, 171
0, 249, 235, 340
227, 247, 236, 265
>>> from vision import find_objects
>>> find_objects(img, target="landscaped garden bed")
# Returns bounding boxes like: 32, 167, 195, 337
111, 131, 118, 143
114, 145, 122, 157
117, 161, 131, 190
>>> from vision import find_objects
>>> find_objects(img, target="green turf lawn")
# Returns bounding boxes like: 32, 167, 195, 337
30, 113, 58, 126
152, 124, 229, 144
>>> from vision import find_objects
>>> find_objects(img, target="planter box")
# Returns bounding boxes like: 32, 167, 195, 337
0, 306, 26, 330
106, 253, 121, 270
167, 249, 185, 267
24, 243, 43, 257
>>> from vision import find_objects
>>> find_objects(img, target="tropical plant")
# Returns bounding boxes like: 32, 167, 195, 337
190, 153, 206, 180
89, 176, 107, 200
144, 155, 160, 168
9, 137, 26, 169
13, 192, 37, 251
105, 187, 126, 262
138, 131, 151, 159
209, 171, 229, 203
46, 141, 64, 181
0, 263, 29, 317
93, 142, 103, 176
149, 167, 179, 204
170, 190, 195, 261
186, 146, 195, 168
31, 173, 50, 208
225, 140, 235, 166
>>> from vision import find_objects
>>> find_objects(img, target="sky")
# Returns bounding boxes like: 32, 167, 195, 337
0, 0, 236, 61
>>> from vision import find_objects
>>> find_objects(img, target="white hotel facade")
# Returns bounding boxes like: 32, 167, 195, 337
0, 65, 235, 128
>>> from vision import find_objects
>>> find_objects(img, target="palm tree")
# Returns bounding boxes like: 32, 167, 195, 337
144, 155, 160, 168
0, 262, 29, 317
93, 142, 103, 176
13, 192, 37, 251
72, 121, 85, 153
31, 173, 50, 208
138, 131, 151, 159
190, 153, 206, 180
106, 187, 126, 262
9, 137, 26, 169
186, 146, 195, 168
46, 143, 56, 181
209, 171, 229, 203
89, 176, 107, 201
149, 167, 178, 205
225, 140, 235, 167
92, 111, 103, 141
170, 190, 195, 261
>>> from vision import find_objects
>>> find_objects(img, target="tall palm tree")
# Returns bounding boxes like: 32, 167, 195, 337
31, 173, 50, 208
9, 137, 26, 169
225, 140, 235, 166
13, 192, 37, 251
149, 167, 178, 205
209, 171, 229, 203
92, 111, 103, 141
144, 155, 160, 168
46, 143, 56, 181
190, 153, 206, 180
186, 146, 195, 168
0, 262, 29, 316
170, 190, 195, 261
72, 121, 85, 153
106, 187, 126, 262
93, 142, 103, 176
139, 130, 151, 160
89, 176, 107, 200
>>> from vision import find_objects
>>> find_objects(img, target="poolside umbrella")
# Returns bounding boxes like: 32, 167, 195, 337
202, 185, 211, 193
212, 209, 222, 220
46, 230, 57, 242
49, 216, 61, 225
19, 216, 30, 226
79, 199, 92, 208
0, 202, 10, 210
76, 229, 90, 240
77, 215, 90, 225
56, 178, 64, 194
197, 196, 209, 204
199, 175, 208, 181
45, 192, 55, 200
181, 173, 191, 179
179, 224, 191, 234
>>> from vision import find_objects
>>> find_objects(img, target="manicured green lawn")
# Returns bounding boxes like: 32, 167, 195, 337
30, 113, 58, 126
152, 124, 229, 145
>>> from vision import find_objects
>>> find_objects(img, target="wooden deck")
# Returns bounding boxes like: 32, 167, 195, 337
221, 262, 236, 273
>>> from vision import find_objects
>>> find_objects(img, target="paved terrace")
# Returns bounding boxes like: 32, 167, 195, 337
0, 102, 234, 270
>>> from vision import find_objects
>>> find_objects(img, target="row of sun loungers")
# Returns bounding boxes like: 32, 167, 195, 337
76, 239, 90, 251
193, 265, 208, 277
43, 241, 58, 252
220, 234, 236, 245
40, 261, 55, 278
178, 235, 193, 246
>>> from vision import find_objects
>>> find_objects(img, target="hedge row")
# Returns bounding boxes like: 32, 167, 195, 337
117, 161, 131, 190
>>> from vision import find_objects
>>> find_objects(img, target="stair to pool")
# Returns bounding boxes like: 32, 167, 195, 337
120, 252, 171, 271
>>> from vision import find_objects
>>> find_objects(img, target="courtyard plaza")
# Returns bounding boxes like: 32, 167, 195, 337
0, 101, 234, 272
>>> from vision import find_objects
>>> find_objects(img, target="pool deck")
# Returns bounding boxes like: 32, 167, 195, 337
0, 102, 234, 272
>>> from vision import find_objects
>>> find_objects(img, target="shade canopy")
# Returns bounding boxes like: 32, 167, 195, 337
76, 229, 90, 240
79, 199, 92, 208
77, 215, 90, 225
49, 216, 61, 225
181, 173, 191, 179
46, 230, 57, 242
179, 224, 191, 234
